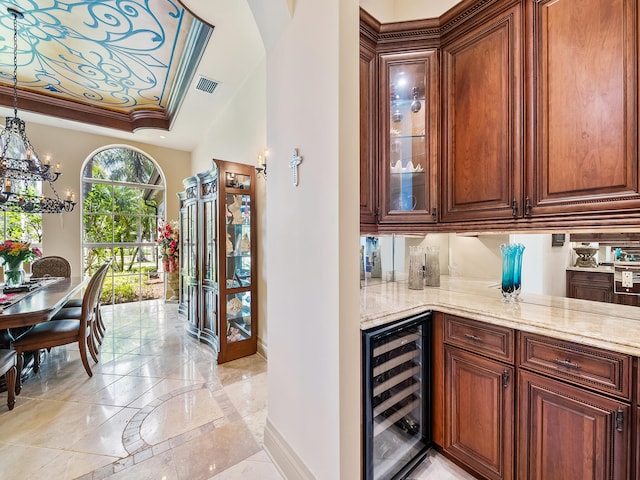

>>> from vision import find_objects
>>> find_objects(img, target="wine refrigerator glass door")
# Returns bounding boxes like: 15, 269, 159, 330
362, 312, 432, 480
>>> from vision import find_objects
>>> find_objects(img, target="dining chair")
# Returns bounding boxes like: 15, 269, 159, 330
30, 256, 71, 278
11, 261, 110, 394
52, 260, 111, 354
0, 349, 17, 410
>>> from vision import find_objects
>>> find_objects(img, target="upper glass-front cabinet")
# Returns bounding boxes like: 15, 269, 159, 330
380, 50, 438, 224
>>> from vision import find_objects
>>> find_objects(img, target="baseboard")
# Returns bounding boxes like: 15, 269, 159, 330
264, 418, 315, 480
257, 336, 267, 359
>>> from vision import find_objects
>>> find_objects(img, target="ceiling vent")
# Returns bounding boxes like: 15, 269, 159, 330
194, 76, 220, 94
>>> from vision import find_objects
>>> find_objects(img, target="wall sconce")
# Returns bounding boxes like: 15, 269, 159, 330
255, 149, 268, 179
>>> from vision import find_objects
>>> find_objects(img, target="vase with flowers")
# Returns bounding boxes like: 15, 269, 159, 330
158, 220, 180, 301
0, 240, 42, 287
158, 220, 180, 272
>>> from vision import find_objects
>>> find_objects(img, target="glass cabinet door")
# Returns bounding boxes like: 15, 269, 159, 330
226, 291, 251, 343
225, 193, 251, 288
389, 61, 426, 212
203, 199, 217, 283
380, 50, 438, 223
187, 202, 197, 278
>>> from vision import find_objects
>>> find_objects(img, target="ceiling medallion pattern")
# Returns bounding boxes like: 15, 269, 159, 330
0, 1, 212, 132
0, 0, 184, 111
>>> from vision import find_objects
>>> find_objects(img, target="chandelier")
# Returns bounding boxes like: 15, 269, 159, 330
0, 8, 75, 214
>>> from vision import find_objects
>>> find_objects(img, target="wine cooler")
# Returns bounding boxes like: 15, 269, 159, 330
362, 312, 432, 480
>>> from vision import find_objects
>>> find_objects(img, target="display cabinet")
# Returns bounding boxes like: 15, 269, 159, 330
379, 50, 438, 226
178, 160, 257, 363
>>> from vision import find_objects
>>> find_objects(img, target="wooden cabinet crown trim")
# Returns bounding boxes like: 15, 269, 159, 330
361, 0, 510, 46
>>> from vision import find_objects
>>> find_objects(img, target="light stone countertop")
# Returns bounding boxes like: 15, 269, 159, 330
360, 276, 640, 356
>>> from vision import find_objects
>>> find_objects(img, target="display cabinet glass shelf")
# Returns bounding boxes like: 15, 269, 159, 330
178, 159, 257, 363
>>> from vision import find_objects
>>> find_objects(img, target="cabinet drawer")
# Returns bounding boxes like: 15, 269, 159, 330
519, 332, 631, 401
444, 315, 514, 363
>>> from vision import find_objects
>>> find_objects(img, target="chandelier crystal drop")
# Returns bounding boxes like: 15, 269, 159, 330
0, 7, 75, 214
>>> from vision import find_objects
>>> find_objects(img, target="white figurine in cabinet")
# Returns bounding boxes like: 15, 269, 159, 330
227, 196, 244, 224
226, 232, 234, 255
240, 233, 250, 253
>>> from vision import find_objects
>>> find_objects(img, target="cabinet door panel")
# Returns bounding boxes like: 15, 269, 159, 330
566, 270, 613, 303
360, 37, 378, 228
528, 0, 640, 214
441, 3, 523, 222
518, 370, 630, 480
445, 346, 514, 480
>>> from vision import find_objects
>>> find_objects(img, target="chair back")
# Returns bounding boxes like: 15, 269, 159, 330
31, 256, 71, 278
78, 261, 111, 338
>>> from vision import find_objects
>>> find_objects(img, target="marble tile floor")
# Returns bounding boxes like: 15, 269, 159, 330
0, 300, 475, 480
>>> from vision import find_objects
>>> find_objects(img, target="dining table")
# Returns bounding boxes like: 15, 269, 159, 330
0, 276, 88, 332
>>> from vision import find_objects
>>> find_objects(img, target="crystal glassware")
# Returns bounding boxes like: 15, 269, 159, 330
500, 243, 525, 302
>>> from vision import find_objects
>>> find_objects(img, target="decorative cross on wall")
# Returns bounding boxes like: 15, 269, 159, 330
289, 148, 303, 186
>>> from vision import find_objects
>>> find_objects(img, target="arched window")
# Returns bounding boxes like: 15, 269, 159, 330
81, 146, 165, 304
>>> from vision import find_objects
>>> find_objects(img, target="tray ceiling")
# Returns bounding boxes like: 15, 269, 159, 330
0, 0, 212, 132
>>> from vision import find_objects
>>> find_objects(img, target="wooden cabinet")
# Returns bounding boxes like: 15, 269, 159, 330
518, 370, 631, 480
360, 23, 378, 230
178, 160, 257, 363
566, 269, 613, 304
434, 312, 637, 480
378, 49, 439, 226
443, 315, 514, 480
526, 0, 640, 218
566, 269, 640, 306
360, 0, 640, 232
440, 1, 523, 223
518, 332, 632, 401
358, 9, 439, 232
636, 366, 640, 480
518, 332, 632, 480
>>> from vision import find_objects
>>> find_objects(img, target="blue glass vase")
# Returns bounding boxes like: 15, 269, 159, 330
500, 243, 525, 302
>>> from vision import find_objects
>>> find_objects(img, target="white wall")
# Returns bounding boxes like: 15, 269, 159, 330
359, 0, 394, 22
512, 234, 571, 296
446, 233, 571, 295
393, 0, 465, 19
258, 0, 361, 478
359, 0, 464, 22
448, 234, 508, 281
24, 122, 190, 276
190, 57, 269, 354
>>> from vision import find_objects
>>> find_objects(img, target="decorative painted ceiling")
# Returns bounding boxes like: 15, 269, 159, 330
0, 0, 212, 132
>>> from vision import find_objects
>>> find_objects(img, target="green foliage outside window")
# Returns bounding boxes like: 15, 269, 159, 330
2, 184, 42, 250
82, 147, 165, 303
